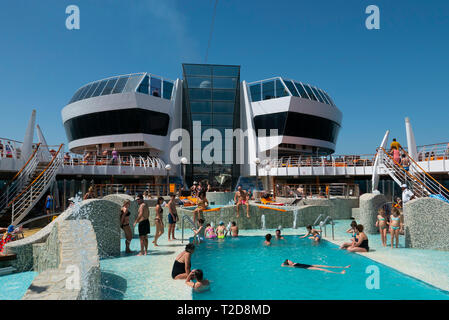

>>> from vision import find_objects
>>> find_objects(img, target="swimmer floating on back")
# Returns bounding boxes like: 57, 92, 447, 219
281, 259, 350, 274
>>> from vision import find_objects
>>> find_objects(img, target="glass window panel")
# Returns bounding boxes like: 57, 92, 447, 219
137, 75, 149, 94
190, 101, 212, 113
92, 80, 108, 97
302, 84, 317, 101
213, 114, 233, 126
213, 101, 234, 113
212, 65, 239, 77
150, 77, 161, 97
192, 114, 212, 125
262, 81, 275, 100
275, 79, 289, 98
189, 89, 211, 100
84, 82, 100, 99
212, 90, 235, 101
184, 64, 212, 76
311, 86, 325, 103
123, 75, 144, 92
213, 77, 237, 89
186, 77, 212, 88
163, 81, 173, 99
323, 91, 335, 106
249, 84, 261, 102
112, 77, 128, 94
78, 84, 93, 100
318, 89, 330, 105
294, 82, 309, 99
101, 78, 118, 95
69, 88, 84, 103
283, 80, 299, 97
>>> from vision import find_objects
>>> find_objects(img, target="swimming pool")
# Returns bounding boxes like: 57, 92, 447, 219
0, 271, 37, 300
191, 236, 449, 300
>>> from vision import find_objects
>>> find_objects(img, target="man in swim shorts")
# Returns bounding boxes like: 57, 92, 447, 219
234, 186, 250, 218
133, 194, 150, 256
168, 193, 178, 241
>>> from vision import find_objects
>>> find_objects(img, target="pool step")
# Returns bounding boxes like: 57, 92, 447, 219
0, 266, 16, 276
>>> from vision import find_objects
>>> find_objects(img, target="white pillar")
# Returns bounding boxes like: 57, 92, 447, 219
21, 109, 36, 161
405, 117, 418, 161
372, 130, 390, 193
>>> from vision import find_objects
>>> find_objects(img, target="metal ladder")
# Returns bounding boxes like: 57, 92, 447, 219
319, 216, 335, 240
181, 215, 200, 244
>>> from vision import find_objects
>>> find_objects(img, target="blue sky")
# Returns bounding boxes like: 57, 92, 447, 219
0, 0, 448, 155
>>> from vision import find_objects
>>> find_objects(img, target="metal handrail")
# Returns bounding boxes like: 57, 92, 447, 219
319, 216, 335, 240
181, 215, 198, 244
312, 214, 324, 228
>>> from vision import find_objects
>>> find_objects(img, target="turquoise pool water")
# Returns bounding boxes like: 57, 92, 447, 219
0, 271, 37, 300
191, 236, 449, 300
183, 205, 225, 210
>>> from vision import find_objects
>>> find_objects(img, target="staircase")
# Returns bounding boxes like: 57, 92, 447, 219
0, 144, 42, 215
378, 147, 449, 201
7, 144, 63, 225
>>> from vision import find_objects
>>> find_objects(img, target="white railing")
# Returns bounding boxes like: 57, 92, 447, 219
0, 138, 24, 160
60, 153, 166, 169
0, 144, 43, 213
270, 154, 377, 169
10, 144, 64, 225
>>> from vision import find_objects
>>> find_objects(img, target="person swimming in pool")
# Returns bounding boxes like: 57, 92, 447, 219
300, 225, 321, 242
281, 259, 350, 274
185, 269, 210, 292
230, 221, 239, 237
275, 229, 284, 240
205, 223, 217, 239
376, 207, 389, 247
216, 221, 227, 239
264, 233, 272, 246
192, 219, 205, 244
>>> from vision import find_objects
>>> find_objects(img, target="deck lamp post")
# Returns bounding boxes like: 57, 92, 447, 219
264, 163, 272, 194
181, 157, 188, 190
165, 164, 171, 195
254, 157, 261, 191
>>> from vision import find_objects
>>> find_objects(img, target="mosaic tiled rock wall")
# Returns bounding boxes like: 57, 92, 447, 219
359, 193, 387, 234
404, 197, 449, 251
22, 220, 100, 300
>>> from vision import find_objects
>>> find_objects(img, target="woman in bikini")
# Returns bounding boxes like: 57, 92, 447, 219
340, 220, 359, 249
205, 223, 217, 239
153, 197, 165, 246
281, 259, 350, 274
193, 192, 208, 226
172, 243, 195, 279
390, 207, 402, 248
376, 207, 389, 247
120, 200, 133, 253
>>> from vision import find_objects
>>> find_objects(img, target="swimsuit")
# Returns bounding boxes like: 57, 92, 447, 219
138, 219, 150, 236
155, 207, 163, 223
206, 227, 216, 239
359, 239, 369, 251
378, 217, 387, 229
391, 216, 400, 230
293, 263, 312, 269
120, 209, 131, 228
172, 260, 186, 279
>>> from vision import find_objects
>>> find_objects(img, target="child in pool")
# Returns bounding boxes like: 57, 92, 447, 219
216, 221, 227, 239
300, 225, 321, 242
205, 223, 217, 239
390, 208, 402, 248
376, 207, 389, 247
264, 233, 272, 246
192, 219, 205, 244
230, 221, 239, 237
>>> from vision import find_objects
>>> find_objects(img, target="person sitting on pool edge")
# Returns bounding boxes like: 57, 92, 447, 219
275, 229, 284, 240
264, 233, 272, 246
300, 225, 321, 242
216, 221, 227, 239
281, 259, 350, 274
347, 224, 369, 253
172, 243, 195, 279
185, 269, 210, 292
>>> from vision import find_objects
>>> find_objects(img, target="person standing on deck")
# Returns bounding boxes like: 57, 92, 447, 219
390, 138, 401, 151
134, 194, 150, 256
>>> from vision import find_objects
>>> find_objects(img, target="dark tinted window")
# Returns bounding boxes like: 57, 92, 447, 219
137, 76, 149, 94
262, 81, 275, 100
69, 88, 84, 103
250, 84, 261, 102
213, 77, 237, 89
102, 78, 118, 95
184, 64, 212, 76
92, 80, 108, 97
84, 82, 100, 99
163, 81, 174, 99
294, 82, 309, 99
213, 101, 234, 113
190, 101, 212, 113
212, 65, 239, 77
254, 111, 340, 144
302, 84, 317, 101
112, 77, 128, 94
213, 90, 235, 101
283, 80, 299, 97
275, 79, 289, 98
189, 89, 212, 100
311, 86, 325, 103
64, 108, 170, 142
186, 77, 212, 88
